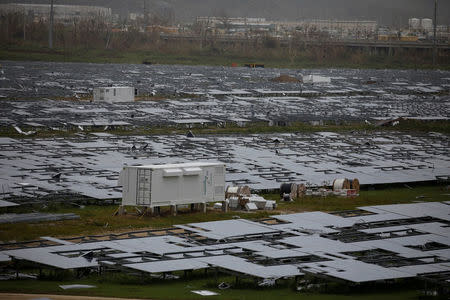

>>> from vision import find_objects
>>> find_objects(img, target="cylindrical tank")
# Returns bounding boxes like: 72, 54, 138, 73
421, 18, 433, 31
297, 183, 307, 198
280, 183, 298, 199
333, 178, 350, 191
350, 178, 360, 192
409, 18, 420, 30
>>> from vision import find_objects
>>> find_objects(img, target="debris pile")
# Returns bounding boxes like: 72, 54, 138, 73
280, 183, 307, 201
217, 186, 276, 211
280, 178, 360, 200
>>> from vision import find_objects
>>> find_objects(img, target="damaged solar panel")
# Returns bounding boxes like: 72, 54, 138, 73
2, 202, 449, 284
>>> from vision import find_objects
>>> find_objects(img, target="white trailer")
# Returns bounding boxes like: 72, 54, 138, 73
118, 162, 226, 214
93, 86, 135, 102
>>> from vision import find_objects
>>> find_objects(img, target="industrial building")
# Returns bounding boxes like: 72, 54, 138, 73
195, 17, 377, 38
408, 18, 433, 32
195, 17, 275, 33
0, 3, 112, 22
292, 19, 378, 39
119, 162, 226, 214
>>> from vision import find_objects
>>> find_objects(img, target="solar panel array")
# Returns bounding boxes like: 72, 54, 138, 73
0, 131, 448, 200
0, 61, 448, 202
0, 61, 448, 129
3, 202, 449, 284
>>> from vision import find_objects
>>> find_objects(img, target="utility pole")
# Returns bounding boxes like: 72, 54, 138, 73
433, 0, 437, 65
49, 0, 54, 49
23, 8, 26, 41
143, 0, 148, 27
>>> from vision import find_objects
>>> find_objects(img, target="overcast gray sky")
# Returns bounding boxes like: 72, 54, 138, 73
2, 0, 448, 25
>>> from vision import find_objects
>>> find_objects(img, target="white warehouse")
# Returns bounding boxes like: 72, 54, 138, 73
93, 86, 135, 102
118, 162, 226, 214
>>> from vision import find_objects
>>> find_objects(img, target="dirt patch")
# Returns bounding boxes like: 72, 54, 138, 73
270, 74, 301, 83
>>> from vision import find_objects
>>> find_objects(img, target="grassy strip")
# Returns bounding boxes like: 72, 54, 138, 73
0, 120, 449, 139
1, 45, 449, 70
0, 275, 422, 300
0, 204, 272, 242
263, 184, 450, 212
1, 185, 448, 242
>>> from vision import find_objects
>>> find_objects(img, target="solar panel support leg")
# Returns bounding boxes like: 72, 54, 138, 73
222, 200, 228, 212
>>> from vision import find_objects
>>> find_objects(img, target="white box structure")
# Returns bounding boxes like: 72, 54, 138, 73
93, 86, 135, 102
118, 162, 226, 208
302, 75, 331, 84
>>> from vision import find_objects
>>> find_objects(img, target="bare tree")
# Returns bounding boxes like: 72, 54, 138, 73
216, 9, 231, 34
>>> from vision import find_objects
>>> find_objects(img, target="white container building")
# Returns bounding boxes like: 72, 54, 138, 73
118, 162, 226, 213
93, 86, 135, 102
302, 75, 331, 84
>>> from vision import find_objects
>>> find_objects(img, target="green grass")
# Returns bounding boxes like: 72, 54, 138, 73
0, 120, 449, 139
1, 184, 448, 242
266, 184, 450, 212
0, 203, 272, 242
0, 274, 425, 300
1, 44, 449, 70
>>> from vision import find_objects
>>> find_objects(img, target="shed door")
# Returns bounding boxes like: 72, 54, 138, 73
136, 169, 151, 205
203, 169, 213, 200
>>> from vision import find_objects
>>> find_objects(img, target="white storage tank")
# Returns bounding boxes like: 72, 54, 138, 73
93, 86, 135, 102
118, 162, 226, 209
409, 18, 421, 30
421, 18, 433, 31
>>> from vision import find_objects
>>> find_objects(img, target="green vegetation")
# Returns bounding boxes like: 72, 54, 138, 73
1, 44, 449, 70
1, 184, 448, 242
0, 203, 271, 242
0, 119, 449, 139
0, 274, 424, 300
266, 184, 450, 212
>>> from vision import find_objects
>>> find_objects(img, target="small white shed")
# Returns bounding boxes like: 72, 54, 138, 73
118, 162, 226, 211
302, 75, 331, 84
93, 86, 135, 102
